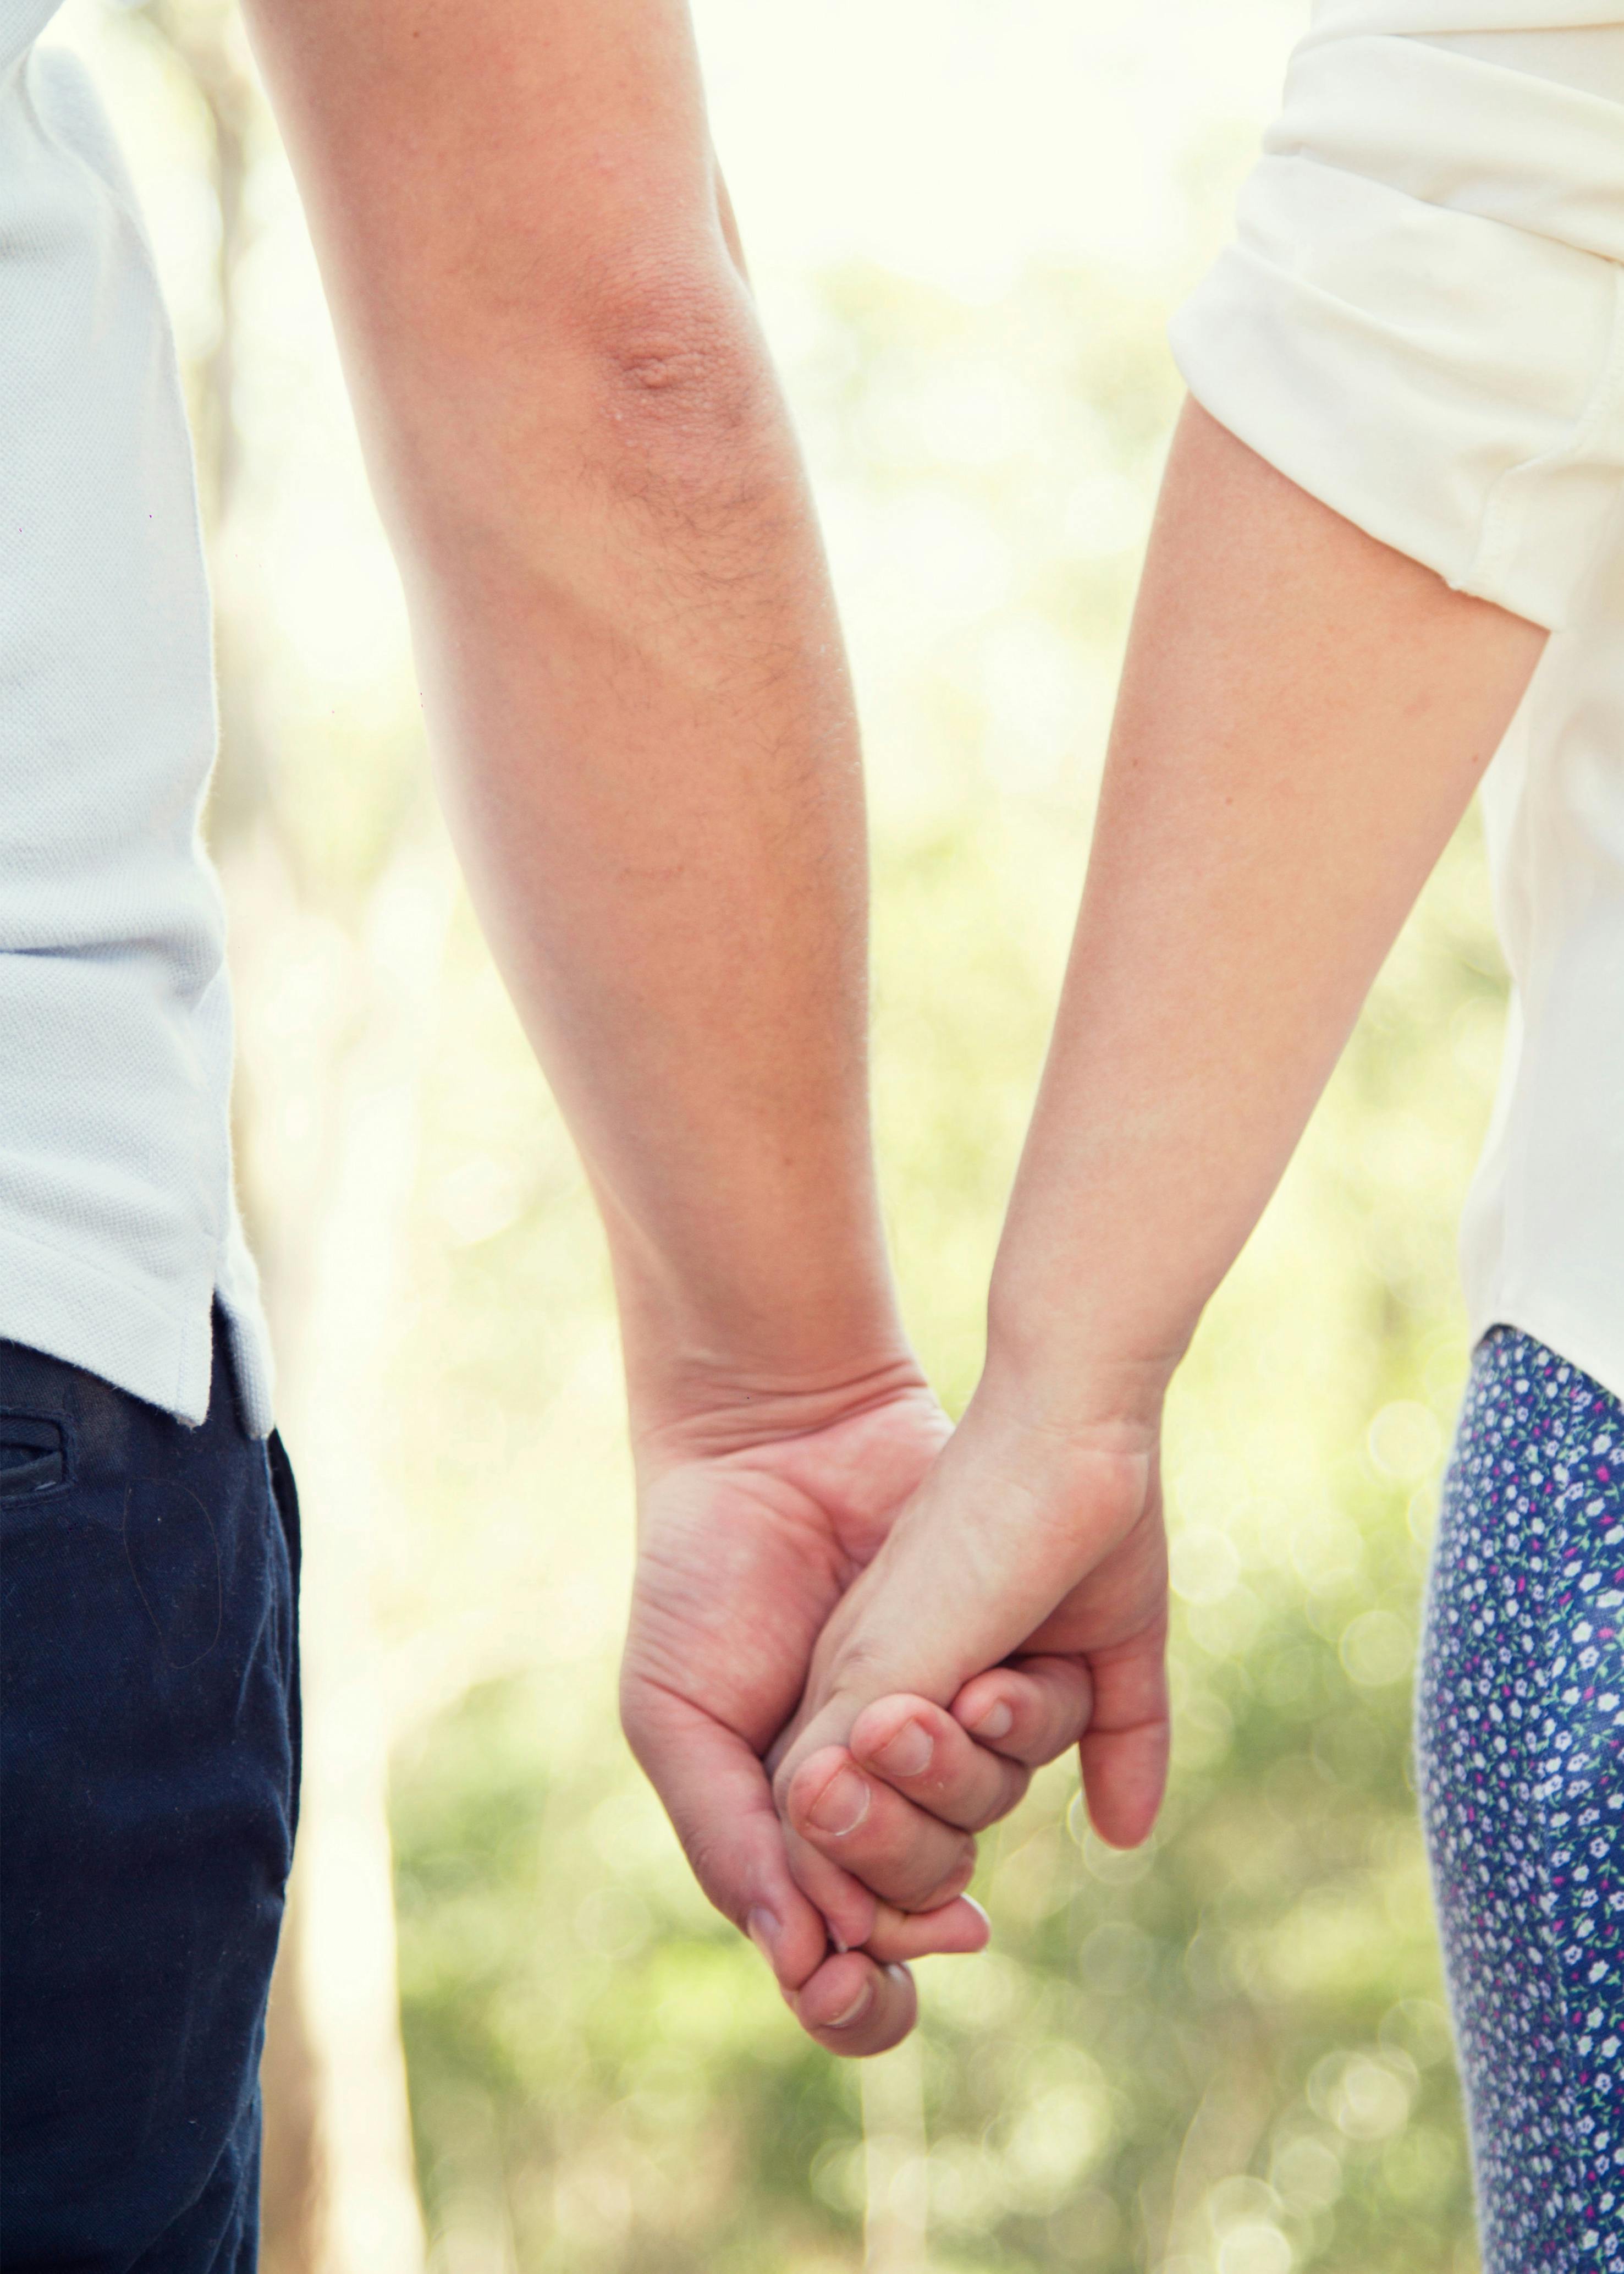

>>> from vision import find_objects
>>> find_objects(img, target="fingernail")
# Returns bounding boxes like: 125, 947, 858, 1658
871, 1720, 933, 1778
828, 1927, 849, 1955
962, 1897, 990, 1937
883, 1962, 912, 1988
807, 1765, 871, 1837
971, 1700, 1014, 1741
746, 1908, 783, 1970
829, 1981, 874, 2028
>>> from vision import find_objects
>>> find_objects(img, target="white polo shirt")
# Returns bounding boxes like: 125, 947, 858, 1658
1172, 1, 1624, 1406
0, 1, 273, 1429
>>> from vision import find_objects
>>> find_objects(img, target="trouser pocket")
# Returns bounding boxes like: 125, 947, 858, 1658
0, 1415, 65, 1497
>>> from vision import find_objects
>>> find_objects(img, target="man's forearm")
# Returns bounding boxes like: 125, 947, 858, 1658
400, 343, 905, 1438
246, 0, 910, 1439
984, 400, 1547, 1423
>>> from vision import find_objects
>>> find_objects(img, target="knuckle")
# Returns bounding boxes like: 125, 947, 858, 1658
825, 1634, 898, 1693
868, 1861, 932, 1915
1032, 1710, 1078, 1764
934, 1845, 979, 1907
968, 1767, 1030, 1832
678, 1832, 739, 1920
892, 1838, 976, 1914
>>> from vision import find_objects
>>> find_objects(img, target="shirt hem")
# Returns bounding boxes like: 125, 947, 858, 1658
0, 1217, 271, 1432
1466, 1283, 1624, 1416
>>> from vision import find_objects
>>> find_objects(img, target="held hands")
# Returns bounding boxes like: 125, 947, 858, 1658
621, 1361, 1171, 2057
620, 1373, 986, 2056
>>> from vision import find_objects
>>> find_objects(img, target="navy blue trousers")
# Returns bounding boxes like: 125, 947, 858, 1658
1, 1315, 299, 2272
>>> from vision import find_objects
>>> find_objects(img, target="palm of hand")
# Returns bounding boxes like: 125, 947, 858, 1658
619, 1387, 953, 1971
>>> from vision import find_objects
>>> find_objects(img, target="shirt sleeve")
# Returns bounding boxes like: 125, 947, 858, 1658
1168, 3, 1624, 630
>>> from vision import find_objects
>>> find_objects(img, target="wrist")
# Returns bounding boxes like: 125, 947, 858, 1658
627, 1352, 936, 1484
980, 1275, 1181, 1443
613, 1250, 924, 1464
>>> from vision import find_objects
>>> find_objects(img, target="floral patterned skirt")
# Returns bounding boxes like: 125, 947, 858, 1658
1418, 1327, 1624, 2274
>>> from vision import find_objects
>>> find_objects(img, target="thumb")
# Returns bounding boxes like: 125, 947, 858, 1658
1076, 1621, 1171, 1849
772, 1416, 1151, 1803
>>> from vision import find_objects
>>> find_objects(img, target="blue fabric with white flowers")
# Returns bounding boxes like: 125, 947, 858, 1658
1418, 1327, 1624, 2273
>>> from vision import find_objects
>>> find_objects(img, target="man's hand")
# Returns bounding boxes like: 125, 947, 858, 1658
622, 1377, 987, 2052
621, 1372, 1008, 2058
769, 1382, 1169, 1912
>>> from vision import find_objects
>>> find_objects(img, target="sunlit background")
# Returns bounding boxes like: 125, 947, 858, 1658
59, 1, 1499, 2266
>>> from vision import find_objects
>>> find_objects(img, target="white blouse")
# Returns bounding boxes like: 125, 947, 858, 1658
1171, 1, 1624, 1407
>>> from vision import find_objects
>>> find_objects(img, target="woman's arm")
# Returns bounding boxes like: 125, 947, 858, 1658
773, 398, 1546, 1870
779, 0, 1623, 1905
986, 397, 1545, 1424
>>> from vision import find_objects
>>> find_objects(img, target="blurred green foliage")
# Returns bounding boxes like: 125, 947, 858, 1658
386, 261, 1499, 2273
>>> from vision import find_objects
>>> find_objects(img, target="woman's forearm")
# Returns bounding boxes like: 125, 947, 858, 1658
984, 400, 1548, 1423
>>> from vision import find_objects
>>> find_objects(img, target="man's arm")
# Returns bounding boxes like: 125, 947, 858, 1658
244, 0, 893, 1424
771, 400, 1547, 1874
240, 0, 976, 2053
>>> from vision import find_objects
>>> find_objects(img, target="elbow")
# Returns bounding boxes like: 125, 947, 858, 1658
385, 251, 789, 566
582, 260, 765, 434
574, 261, 786, 508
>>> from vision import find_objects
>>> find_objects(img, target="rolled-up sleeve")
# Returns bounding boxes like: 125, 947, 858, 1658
1169, 4, 1624, 629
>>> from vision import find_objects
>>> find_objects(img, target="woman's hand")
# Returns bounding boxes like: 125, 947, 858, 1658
622, 1370, 1023, 2057
772, 400, 1547, 1931
769, 1377, 1170, 1914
